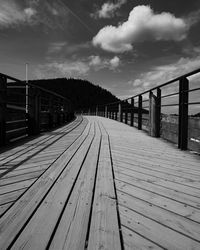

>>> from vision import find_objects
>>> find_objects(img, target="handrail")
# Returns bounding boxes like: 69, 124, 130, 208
97, 67, 200, 106
85, 67, 200, 152
27, 82, 70, 102
0, 72, 21, 82
0, 72, 74, 146
0, 72, 69, 101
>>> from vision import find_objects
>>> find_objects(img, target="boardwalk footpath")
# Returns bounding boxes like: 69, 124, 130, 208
0, 116, 200, 249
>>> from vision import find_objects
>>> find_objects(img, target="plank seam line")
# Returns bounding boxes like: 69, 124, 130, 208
113, 147, 198, 170
115, 170, 200, 200
113, 158, 200, 178
115, 173, 200, 208
0, 118, 88, 219
117, 188, 200, 225
84, 121, 102, 249
115, 164, 200, 191
0, 169, 44, 180
0, 117, 83, 176
116, 176, 200, 211
0, 116, 80, 162
0, 116, 80, 165
101, 122, 125, 250
119, 203, 200, 243
0, 116, 84, 178
112, 147, 199, 166
0, 176, 38, 188
0, 186, 27, 196
122, 224, 167, 250
5, 122, 93, 249
113, 151, 199, 174
45, 122, 96, 250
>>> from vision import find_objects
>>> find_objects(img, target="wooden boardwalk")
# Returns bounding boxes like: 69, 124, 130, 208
0, 116, 200, 249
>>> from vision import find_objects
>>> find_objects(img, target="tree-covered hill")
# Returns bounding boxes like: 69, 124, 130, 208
29, 78, 119, 110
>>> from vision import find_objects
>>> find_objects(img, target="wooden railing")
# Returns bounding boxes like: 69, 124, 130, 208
0, 73, 74, 147
84, 68, 200, 152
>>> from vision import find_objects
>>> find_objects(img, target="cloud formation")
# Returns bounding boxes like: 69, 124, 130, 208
0, 0, 69, 30
92, 0, 126, 19
93, 5, 188, 53
0, 0, 36, 28
89, 55, 120, 70
36, 55, 121, 78
131, 53, 200, 95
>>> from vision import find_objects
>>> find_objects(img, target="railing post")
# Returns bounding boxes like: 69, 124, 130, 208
125, 101, 128, 124
149, 91, 156, 136
119, 102, 122, 122
28, 87, 41, 135
130, 97, 134, 127
0, 76, 7, 146
96, 105, 98, 116
156, 88, 161, 137
138, 95, 142, 130
115, 110, 117, 120
149, 89, 161, 137
48, 96, 54, 129
105, 106, 107, 118
178, 77, 189, 150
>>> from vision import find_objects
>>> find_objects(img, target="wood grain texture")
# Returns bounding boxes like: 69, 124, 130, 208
0, 116, 199, 250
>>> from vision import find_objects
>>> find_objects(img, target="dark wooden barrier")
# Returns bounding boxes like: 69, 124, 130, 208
0, 73, 74, 147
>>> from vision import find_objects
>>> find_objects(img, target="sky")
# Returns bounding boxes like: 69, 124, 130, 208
0, 0, 200, 102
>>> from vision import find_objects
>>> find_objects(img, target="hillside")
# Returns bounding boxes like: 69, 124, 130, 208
29, 78, 119, 110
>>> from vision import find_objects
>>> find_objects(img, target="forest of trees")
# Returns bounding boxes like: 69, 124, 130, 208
29, 78, 119, 110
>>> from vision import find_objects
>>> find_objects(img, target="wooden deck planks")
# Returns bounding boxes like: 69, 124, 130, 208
9, 121, 95, 249
87, 124, 121, 250
49, 121, 101, 249
0, 118, 89, 249
0, 115, 199, 249
0, 116, 87, 217
100, 117, 200, 250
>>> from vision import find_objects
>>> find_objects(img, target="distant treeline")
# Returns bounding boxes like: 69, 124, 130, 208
29, 78, 119, 110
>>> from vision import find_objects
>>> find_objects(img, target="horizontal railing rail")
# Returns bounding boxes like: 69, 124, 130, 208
84, 68, 200, 152
0, 73, 74, 146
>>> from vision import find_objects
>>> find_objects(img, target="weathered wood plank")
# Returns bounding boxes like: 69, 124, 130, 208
118, 191, 200, 242
49, 121, 101, 249
0, 120, 90, 249
0, 189, 26, 206
9, 121, 95, 249
115, 179, 200, 223
115, 166, 200, 197
114, 169, 200, 208
122, 226, 162, 250
119, 205, 200, 249
87, 126, 121, 250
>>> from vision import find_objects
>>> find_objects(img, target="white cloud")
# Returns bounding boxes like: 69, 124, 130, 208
24, 7, 36, 19
92, 0, 126, 19
131, 54, 200, 94
110, 56, 120, 69
36, 60, 90, 79
93, 5, 188, 53
47, 42, 67, 54
0, 0, 70, 30
36, 55, 121, 78
184, 8, 200, 27
0, 0, 37, 28
89, 55, 120, 71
